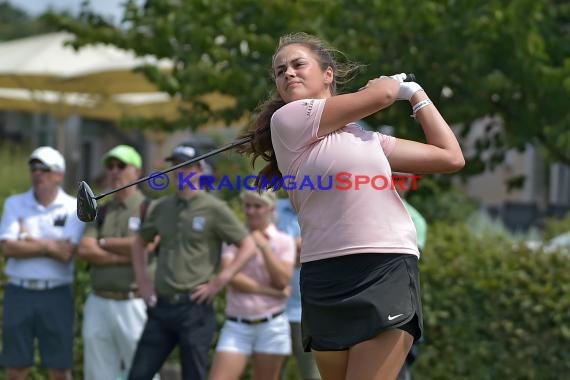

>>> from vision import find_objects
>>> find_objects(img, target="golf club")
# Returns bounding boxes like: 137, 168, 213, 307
77, 136, 253, 222
76, 73, 417, 222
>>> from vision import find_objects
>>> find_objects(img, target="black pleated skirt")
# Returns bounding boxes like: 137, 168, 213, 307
300, 253, 423, 352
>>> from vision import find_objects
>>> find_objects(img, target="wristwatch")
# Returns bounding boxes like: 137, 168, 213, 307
98, 238, 107, 247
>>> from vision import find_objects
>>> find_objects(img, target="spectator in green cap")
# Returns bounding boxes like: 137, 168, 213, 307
77, 144, 157, 380
102, 144, 143, 169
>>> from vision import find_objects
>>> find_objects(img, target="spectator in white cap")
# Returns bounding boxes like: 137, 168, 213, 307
29, 146, 66, 171
0, 146, 84, 380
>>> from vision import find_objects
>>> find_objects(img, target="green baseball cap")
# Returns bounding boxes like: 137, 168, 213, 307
102, 145, 142, 169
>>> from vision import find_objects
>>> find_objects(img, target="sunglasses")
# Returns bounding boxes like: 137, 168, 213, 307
29, 162, 52, 173
105, 161, 127, 171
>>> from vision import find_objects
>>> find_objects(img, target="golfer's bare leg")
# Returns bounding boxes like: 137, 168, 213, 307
346, 329, 413, 380
312, 350, 348, 380
311, 329, 413, 380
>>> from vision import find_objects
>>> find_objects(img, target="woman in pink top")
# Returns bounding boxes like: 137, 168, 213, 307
239, 33, 464, 380
209, 190, 296, 380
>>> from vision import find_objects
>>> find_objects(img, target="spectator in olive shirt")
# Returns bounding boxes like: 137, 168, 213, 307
77, 145, 156, 380
129, 143, 256, 380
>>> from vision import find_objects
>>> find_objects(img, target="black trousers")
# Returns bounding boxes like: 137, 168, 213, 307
128, 298, 216, 380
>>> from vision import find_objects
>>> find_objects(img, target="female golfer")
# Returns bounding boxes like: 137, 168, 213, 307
239, 32, 464, 380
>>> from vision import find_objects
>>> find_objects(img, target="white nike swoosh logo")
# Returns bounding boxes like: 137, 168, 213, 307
388, 314, 404, 321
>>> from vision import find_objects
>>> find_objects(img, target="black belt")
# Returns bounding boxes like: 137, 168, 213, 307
93, 290, 139, 301
227, 311, 284, 325
157, 292, 192, 304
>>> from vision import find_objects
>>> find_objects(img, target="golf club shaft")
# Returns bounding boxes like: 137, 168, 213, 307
94, 136, 253, 200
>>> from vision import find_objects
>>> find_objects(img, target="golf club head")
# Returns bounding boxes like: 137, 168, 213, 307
77, 181, 98, 222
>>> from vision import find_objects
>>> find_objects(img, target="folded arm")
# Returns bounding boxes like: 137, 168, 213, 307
228, 270, 289, 299
1, 238, 74, 262
251, 230, 293, 289
77, 236, 130, 266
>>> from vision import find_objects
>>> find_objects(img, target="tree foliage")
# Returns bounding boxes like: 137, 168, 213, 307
42, 0, 570, 173
0, 1, 60, 41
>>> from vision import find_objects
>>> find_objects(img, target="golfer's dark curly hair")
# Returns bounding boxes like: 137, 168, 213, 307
237, 32, 361, 190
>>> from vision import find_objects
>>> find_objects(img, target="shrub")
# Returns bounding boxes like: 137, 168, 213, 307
414, 222, 570, 380
543, 211, 570, 241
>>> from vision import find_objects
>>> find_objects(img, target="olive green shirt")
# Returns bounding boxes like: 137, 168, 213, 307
83, 191, 146, 292
139, 192, 247, 296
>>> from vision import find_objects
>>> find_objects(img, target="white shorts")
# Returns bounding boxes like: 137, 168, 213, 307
215, 313, 291, 356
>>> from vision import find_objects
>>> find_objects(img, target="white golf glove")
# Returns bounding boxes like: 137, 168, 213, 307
386, 73, 423, 100
389, 73, 409, 83
396, 81, 423, 101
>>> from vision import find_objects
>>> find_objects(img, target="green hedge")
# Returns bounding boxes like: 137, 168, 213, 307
414, 222, 570, 380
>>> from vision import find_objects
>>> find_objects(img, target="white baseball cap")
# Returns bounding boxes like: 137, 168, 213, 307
29, 146, 66, 172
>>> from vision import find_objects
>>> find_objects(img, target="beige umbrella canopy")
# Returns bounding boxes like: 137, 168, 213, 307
0, 32, 237, 189
0, 88, 181, 121
0, 32, 236, 132
0, 32, 179, 153
0, 32, 180, 190
0, 88, 235, 126
0, 32, 172, 94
